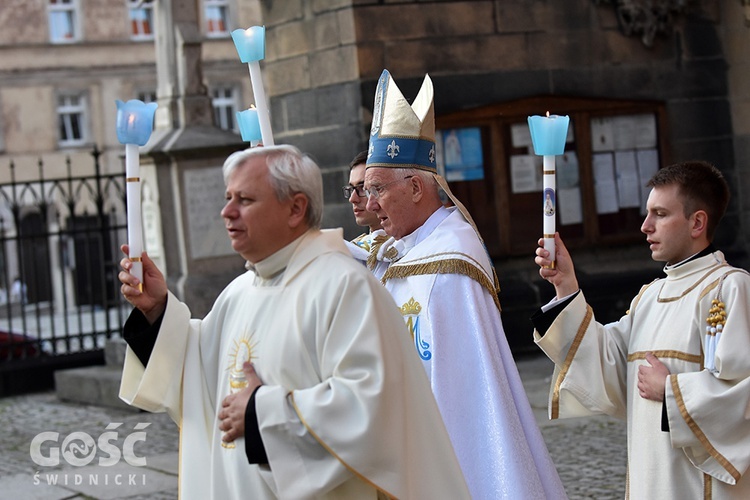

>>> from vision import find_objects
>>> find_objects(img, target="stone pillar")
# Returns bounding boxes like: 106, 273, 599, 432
141, 0, 246, 316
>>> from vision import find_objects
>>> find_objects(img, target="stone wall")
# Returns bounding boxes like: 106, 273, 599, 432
720, 0, 750, 261
261, 0, 746, 256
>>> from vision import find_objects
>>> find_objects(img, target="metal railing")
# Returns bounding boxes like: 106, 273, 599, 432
0, 147, 130, 393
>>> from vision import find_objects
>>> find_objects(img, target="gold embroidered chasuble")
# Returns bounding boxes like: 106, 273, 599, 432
535, 251, 750, 499
120, 229, 469, 499
380, 207, 566, 500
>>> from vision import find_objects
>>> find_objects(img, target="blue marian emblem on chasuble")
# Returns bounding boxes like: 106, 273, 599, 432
400, 298, 430, 360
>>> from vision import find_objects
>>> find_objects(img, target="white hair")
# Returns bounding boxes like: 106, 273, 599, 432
222, 145, 324, 228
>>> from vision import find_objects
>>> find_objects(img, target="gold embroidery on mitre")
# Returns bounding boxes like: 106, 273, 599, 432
399, 297, 422, 316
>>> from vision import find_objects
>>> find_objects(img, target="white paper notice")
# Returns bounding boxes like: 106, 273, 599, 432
614, 150, 641, 208
634, 114, 657, 149
593, 153, 619, 214
636, 148, 660, 214
613, 116, 638, 150
510, 154, 541, 193
557, 151, 580, 189
591, 117, 615, 152
559, 187, 583, 225
511, 123, 533, 148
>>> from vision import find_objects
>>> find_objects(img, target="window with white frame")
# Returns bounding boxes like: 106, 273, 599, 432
211, 86, 238, 131
48, 0, 80, 43
205, 0, 229, 37
128, 0, 154, 40
57, 93, 87, 147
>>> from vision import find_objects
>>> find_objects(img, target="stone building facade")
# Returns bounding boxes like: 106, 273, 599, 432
1, 0, 750, 349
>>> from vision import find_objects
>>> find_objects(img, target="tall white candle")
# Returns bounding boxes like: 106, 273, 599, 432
247, 61, 274, 146
542, 155, 556, 267
125, 143, 143, 289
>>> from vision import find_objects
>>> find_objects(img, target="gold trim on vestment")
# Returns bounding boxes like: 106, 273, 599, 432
704, 473, 712, 500
382, 257, 502, 312
670, 375, 741, 483
657, 264, 728, 302
551, 305, 593, 420
367, 234, 390, 270
627, 350, 702, 364
126, 177, 140, 182
626, 280, 657, 315
289, 392, 397, 499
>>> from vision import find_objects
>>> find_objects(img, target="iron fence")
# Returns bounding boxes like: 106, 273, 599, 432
0, 146, 130, 395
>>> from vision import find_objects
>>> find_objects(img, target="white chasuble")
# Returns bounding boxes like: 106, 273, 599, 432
535, 251, 750, 499
382, 208, 566, 500
120, 229, 469, 499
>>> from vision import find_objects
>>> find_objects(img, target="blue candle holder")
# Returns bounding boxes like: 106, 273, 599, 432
527, 114, 570, 156
231, 26, 266, 63
115, 100, 158, 146
236, 108, 262, 143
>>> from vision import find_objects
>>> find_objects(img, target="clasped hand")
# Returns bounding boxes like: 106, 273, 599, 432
218, 362, 263, 443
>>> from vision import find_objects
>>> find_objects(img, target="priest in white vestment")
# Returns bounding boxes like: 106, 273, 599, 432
533, 161, 750, 499
118, 145, 470, 499
363, 69, 567, 499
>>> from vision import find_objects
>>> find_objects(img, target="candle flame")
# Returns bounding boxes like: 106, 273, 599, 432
546, 111, 550, 118
250, 104, 256, 109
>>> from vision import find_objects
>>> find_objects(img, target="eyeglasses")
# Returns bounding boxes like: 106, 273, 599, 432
342, 183, 366, 199
364, 176, 414, 200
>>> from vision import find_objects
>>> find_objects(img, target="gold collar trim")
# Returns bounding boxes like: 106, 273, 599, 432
657, 263, 728, 302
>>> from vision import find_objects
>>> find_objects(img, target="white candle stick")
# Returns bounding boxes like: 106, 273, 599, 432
125, 143, 143, 290
543, 155, 556, 267
247, 61, 274, 146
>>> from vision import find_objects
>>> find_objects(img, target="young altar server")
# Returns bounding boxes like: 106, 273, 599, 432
534, 160, 750, 498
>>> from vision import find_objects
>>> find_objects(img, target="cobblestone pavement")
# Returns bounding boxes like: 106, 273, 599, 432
0, 355, 627, 499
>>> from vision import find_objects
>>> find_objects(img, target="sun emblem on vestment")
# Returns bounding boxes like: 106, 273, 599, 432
387, 140, 400, 159
222, 331, 258, 449
227, 331, 257, 389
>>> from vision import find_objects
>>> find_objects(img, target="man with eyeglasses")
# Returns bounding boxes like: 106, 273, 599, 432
363, 70, 566, 499
341, 151, 386, 274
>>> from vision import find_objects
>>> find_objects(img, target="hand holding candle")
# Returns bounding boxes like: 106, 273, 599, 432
528, 112, 570, 268
115, 99, 158, 290
231, 26, 274, 146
